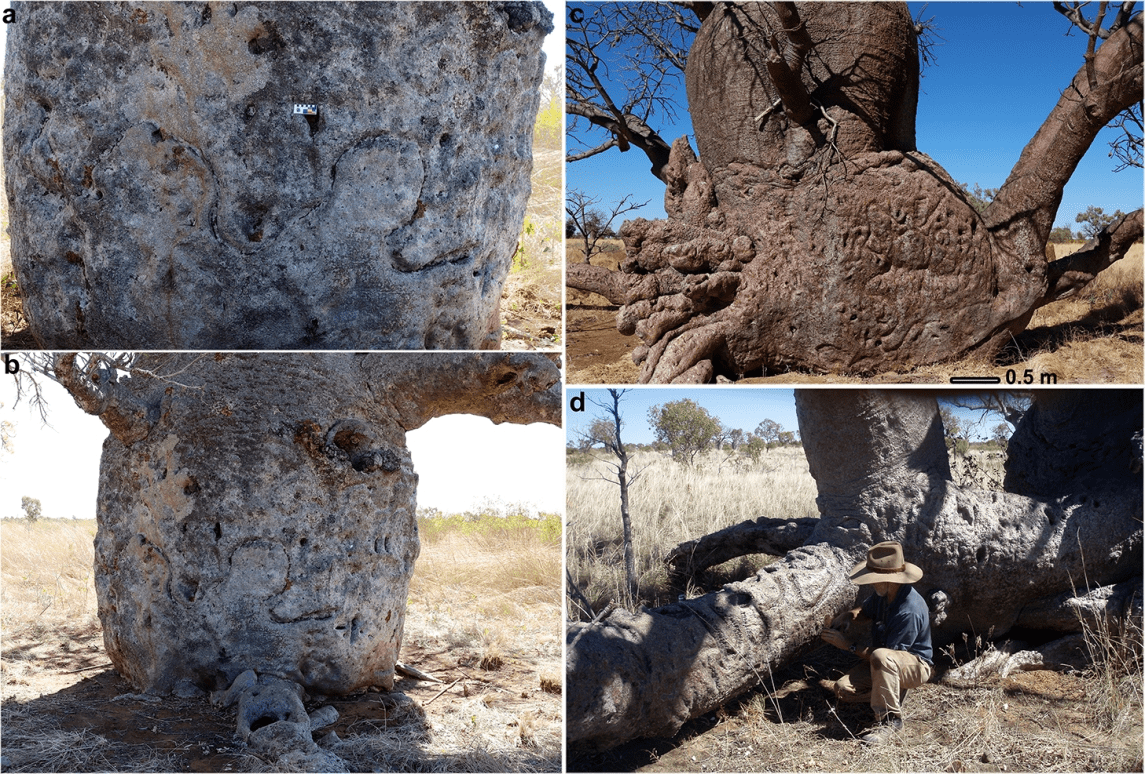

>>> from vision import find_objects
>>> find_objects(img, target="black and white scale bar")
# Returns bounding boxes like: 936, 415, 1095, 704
949, 376, 1002, 384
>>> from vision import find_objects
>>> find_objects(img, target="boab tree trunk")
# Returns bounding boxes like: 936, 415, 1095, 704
566, 2, 1144, 382
53, 352, 560, 695
566, 389, 1142, 750
6, 2, 552, 349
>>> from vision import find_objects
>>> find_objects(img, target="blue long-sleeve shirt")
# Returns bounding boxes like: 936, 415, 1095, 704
860, 584, 934, 664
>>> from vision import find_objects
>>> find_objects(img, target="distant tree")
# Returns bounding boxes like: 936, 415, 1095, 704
1076, 205, 1129, 239
21, 495, 41, 523
648, 399, 722, 466
566, 190, 648, 264
939, 407, 969, 457
778, 430, 797, 447
754, 419, 782, 452
958, 181, 999, 215
990, 423, 1011, 449
1048, 225, 1078, 243
725, 428, 746, 451
743, 434, 767, 465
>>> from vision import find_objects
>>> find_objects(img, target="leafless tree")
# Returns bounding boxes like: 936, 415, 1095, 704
565, 190, 648, 265
573, 389, 644, 604
566, 3, 703, 179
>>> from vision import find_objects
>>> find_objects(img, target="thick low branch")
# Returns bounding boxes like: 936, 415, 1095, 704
1015, 577, 1144, 633
566, 101, 674, 180
1039, 208, 1144, 306
567, 544, 857, 749
566, 262, 636, 305
665, 516, 818, 580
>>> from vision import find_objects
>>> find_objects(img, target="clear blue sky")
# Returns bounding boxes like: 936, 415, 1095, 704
566, 387, 800, 446
567, 2, 1143, 232
565, 388, 1014, 446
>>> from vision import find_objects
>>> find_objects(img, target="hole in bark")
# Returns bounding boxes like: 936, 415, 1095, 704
304, 113, 320, 137
976, 546, 986, 563
214, 522, 222, 541
249, 715, 279, 733
299, 537, 308, 547
200, 5, 211, 24
496, 371, 517, 385
183, 477, 200, 495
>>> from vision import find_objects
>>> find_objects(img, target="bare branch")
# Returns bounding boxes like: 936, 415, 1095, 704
566, 136, 619, 163
1040, 208, 1144, 305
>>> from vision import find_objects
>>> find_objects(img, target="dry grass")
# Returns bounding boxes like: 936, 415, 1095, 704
566, 447, 818, 611
0, 518, 99, 637
501, 146, 562, 349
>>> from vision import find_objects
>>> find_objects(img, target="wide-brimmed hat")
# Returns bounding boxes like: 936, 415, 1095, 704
849, 541, 923, 585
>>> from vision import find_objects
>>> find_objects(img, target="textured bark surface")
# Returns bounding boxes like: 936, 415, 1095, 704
665, 515, 817, 580
59, 352, 560, 695
565, 2, 1143, 382
6, 1, 551, 349
566, 390, 1142, 750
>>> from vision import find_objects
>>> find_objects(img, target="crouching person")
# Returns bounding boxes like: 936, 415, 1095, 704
820, 541, 934, 745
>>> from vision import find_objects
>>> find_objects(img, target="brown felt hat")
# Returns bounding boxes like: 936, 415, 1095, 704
849, 541, 923, 585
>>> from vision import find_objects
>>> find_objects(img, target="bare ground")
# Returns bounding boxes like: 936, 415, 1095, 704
566, 242, 1144, 385
568, 642, 1143, 773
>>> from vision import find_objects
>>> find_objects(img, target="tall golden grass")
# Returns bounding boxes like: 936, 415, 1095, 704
0, 519, 99, 637
566, 447, 819, 611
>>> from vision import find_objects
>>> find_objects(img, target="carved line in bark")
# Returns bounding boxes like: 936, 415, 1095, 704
566, 544, 857, 748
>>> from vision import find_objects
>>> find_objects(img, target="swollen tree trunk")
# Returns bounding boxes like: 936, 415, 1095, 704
566, 389, 1142, 750
6, 2, 552, 349
565, 2, 1144, 382
55, 352, 561, 695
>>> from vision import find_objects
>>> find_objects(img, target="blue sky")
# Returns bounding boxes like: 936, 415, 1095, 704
565, 388, 1017, 447
567, 2, 1143, 231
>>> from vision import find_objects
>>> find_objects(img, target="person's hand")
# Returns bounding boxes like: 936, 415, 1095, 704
830, 609, 859, 630
820, 626, 850, 651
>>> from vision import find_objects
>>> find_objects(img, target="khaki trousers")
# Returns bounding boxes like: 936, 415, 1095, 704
832, 648, 933, 717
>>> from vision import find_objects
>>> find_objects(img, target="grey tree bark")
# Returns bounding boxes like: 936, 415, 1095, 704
566, 389, 1142, 750
6, 2, 552, 349
53, 352, 561, 695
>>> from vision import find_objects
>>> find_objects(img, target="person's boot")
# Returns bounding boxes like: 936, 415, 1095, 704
860, 713, 903, 745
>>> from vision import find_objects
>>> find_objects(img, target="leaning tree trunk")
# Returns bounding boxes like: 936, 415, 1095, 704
566, 2, 1144, 382
6, 2, 552, 349
566, 390, 1142, 749
54, 352, 561, 695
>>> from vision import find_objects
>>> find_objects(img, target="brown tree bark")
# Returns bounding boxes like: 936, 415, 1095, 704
566, 389, 1142, 750
567, 2, 1144, 382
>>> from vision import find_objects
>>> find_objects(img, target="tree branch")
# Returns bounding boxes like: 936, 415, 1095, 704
665, 516, 819, 581
985, 10, 1142, 244
1039, 207, 1144, 306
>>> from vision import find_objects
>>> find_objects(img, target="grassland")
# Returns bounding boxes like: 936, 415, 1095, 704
567, 446, 818, 612
1, 513, 562, 772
